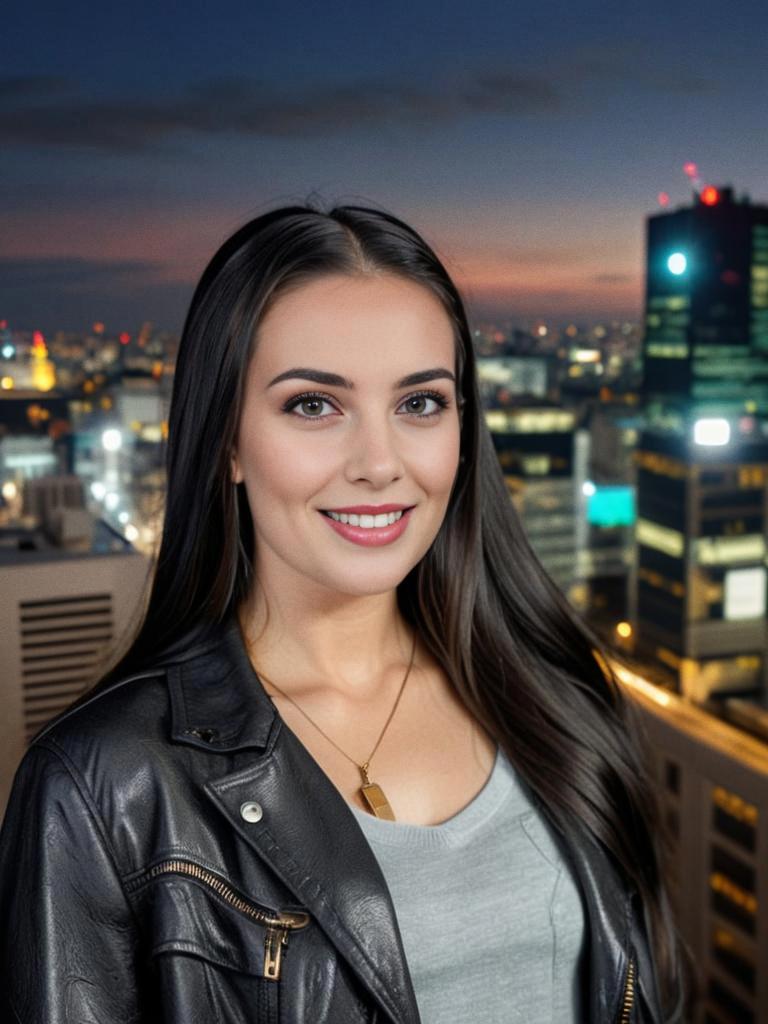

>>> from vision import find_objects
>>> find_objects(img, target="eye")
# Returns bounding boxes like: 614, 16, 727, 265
282, 392, 336, 419
281, 390, 452, 422
398, 391, 451, 418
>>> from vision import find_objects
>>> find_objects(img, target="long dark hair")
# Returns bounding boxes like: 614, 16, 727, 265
57, 198, 687, 1013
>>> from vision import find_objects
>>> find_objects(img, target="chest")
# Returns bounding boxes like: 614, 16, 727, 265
266, 663, 498, 826
354, 808, 589, 1024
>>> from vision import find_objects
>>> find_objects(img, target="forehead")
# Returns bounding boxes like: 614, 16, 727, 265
250, 273, 456, 377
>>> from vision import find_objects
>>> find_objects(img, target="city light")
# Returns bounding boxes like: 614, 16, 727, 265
667, 252, 687, 275
701, 186, 720, 206
586, 486, 636, 527
724, 567, 767, 621
616, 622, 633, 639
1, 344, 13, 358
102, 428, 123, 451
104, 492, 120, 510
1, 481, 18, 501
90, 481, 107, 500
693, 418, 730, 446
582, 480, 596, 496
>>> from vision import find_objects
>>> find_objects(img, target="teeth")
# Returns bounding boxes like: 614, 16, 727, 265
327, 510, 405, 527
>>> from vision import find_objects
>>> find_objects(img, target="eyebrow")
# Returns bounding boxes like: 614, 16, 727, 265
267, 367, 456, 389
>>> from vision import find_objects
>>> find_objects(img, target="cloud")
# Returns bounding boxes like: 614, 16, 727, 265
562, 45, 716, 95
0, 70, 560, 153
0, 51, 717, 155
0, 257, 192, 333
0, 256, 161, 289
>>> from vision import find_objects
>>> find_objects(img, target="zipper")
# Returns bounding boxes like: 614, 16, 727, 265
135, 858, 310, 980
617, 953, 636, 1024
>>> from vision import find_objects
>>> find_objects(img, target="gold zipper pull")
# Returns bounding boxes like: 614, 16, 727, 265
262, 912, 309, 981
263, 925, 287, 980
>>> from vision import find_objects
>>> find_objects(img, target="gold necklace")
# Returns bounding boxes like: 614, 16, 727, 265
244, 628, 417, 821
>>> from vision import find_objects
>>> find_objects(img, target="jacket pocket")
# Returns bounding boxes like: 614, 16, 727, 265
128, 859, 310, 1023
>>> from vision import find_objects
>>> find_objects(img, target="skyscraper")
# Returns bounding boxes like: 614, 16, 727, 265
634, 187, 768, 699
643, 186, 768, 419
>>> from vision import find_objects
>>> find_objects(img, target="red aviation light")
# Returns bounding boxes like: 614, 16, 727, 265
701, 186, 720, 206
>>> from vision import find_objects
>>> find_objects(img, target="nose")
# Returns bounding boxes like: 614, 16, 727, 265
343, 409, 406, 486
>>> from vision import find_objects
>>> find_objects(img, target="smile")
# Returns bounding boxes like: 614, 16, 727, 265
319, 507, 415, 547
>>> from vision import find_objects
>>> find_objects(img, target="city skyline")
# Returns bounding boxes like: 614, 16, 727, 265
4, 0, 768, 333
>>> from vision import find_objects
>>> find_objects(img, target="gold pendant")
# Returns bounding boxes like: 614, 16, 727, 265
359, 763, 396, 820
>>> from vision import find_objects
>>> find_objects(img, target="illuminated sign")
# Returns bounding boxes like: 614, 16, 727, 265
587, 486, 636, 527
694, 418, 731, 446
724, 567, 767, 620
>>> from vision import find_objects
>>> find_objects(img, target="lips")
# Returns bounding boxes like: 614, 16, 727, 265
320, 505, 414, 546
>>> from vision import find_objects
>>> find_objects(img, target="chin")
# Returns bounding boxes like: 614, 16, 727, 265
311, 566, 413, 598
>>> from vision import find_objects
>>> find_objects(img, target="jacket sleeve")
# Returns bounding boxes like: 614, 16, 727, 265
0, 740, 144, 1023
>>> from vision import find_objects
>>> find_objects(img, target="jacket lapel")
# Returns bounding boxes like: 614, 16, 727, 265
168, 617, 421, 1024
204, 723, 421, 1024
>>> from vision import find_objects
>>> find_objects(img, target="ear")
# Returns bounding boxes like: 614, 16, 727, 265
231, 452, 244, 484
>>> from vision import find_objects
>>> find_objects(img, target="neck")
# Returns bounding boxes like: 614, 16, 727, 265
237, 589, 419, 697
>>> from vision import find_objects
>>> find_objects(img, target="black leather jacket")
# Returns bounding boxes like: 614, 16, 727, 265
0, 616, 680, 1023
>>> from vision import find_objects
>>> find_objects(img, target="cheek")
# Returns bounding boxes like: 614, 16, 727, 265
238, 421, 330, 498
416, 430, 461, 490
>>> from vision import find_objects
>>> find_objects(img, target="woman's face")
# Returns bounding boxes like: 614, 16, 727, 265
232, 272, 462, 603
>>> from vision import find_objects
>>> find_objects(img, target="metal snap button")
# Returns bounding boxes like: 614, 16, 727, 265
240, 801, 263, 823
184, 727, 218, 743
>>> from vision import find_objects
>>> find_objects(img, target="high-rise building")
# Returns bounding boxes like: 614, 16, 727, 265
634, 187, 768, 699
642, 186, 768, 419
632, 424, 768, 699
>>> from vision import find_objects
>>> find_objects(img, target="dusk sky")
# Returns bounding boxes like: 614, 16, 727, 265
4, 1, 768, 334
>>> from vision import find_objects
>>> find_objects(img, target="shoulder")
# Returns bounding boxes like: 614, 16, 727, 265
17, 667, 171, 802
35, 666, 170, 748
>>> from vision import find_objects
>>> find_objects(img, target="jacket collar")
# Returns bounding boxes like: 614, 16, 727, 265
168, 615, 277, 752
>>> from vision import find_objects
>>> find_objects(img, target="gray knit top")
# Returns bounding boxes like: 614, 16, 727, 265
350, 744, 587, 1023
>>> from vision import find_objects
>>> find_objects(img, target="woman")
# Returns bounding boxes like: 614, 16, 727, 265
0, 201, 688, 1022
